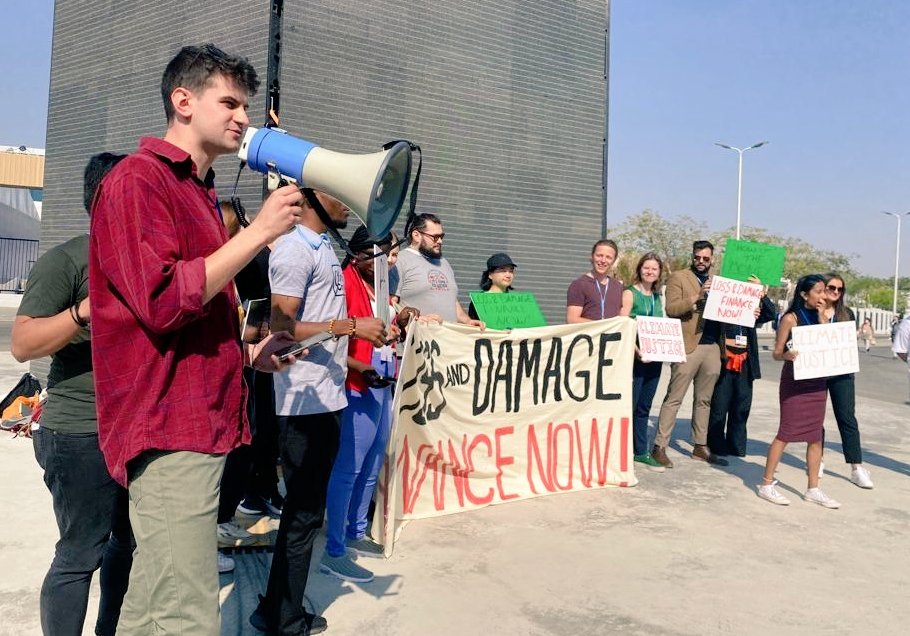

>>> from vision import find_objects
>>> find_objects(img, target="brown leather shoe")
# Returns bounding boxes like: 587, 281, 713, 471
692, 444, 729, 466
651, 445, 674, 469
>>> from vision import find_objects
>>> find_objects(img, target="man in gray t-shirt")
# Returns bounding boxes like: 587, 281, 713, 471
257, 189, 386, 634
392, 212, 484, 327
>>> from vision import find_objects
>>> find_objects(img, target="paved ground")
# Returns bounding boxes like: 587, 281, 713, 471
2, 304, 909, 635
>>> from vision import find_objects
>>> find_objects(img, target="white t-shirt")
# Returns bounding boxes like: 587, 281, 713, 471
270, 225, 348, 416
892, 316, 910, 370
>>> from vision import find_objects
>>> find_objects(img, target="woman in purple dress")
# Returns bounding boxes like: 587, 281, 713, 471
757, 274, 841, 509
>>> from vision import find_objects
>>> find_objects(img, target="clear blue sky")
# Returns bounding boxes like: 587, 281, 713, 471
2, 1, 908, 276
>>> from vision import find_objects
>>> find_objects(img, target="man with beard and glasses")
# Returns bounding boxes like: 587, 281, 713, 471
392, 212, 484, 327
653, 240, 729, 468
252, 190, 388, 635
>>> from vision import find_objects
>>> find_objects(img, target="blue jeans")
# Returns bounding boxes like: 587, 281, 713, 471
632, 359, 663, 456
324, 351, 394, 557
32, 426, 132, 636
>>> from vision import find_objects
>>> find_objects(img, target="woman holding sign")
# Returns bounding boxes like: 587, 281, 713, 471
758, 274, 841, 509
321, 227, 416, 583
467, 253, 517, 320
821, 274, 874, 489
621, 252, 667, 472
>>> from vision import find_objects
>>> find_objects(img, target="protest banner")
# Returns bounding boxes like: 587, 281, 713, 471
373, 318, 637, 555
635, 316, 686, 362
792, 322, 859, 380
702, 275, 763, 327
720, 238, 786, 287
468, 291, 547, 330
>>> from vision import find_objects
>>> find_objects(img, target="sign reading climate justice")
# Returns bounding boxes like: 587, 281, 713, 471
791, 322, 859, 380
703, 275, 764, 328
372, 318, 637, 555
635, 316, 686, 363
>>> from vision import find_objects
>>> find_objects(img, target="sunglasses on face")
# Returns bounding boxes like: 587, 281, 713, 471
418, 230, 445, 243
826, 284, 843, 293
693, 255, 711, 263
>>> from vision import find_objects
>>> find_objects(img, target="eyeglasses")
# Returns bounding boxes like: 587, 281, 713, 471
826, 284, 843, 293
418, 230, 445, 243
693, 255, 712, 263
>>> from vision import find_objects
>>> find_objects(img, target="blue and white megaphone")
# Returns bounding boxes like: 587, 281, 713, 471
239, 126, 412, 237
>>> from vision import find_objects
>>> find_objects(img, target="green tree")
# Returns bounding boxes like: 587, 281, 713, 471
609, 209, 708, 275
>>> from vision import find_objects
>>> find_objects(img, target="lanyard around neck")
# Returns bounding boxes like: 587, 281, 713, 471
593, 277, 610, 319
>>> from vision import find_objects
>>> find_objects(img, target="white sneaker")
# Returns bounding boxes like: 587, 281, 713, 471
804, 487, 841, 509
757, 480, 790, 505
217, 552, 235, 574
217, 521, 257, 547
851, 465, 874, 489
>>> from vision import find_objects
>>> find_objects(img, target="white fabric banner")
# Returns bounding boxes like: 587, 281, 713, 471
373, 318, 637, 555
792, 322, 860, 380
703, 275, 763, 327
636, 316, 686, 363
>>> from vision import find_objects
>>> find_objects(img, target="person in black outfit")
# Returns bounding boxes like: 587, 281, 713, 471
706, 281, 777, 457
820, 273, 874, 488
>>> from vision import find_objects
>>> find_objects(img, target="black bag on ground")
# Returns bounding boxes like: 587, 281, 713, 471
0, 372, 43, 414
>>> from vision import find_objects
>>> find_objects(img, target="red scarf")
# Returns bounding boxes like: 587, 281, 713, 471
343, 264, 394, 392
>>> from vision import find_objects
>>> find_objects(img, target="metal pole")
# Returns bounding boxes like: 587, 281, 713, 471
894, 215, 901, 316
736, 149, 744, 240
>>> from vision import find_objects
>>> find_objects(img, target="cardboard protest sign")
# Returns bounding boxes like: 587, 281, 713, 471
373, 318, 637, 555
792, 322, 859, 380
636, 316, 686, 362
468, 291, 547, 330
703, 275, 763, 328
720, 239, 786, 287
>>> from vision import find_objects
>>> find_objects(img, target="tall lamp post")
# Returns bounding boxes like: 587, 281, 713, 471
715, 141, 768, 239
882, 211, 909, 316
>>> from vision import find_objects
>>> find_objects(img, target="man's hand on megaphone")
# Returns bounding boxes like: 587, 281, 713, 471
251, 183, 304, 244
353, 316, 387, 347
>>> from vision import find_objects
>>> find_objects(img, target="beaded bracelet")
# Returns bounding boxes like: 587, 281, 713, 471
348, 317, 357, 337
328, 318, 336, 339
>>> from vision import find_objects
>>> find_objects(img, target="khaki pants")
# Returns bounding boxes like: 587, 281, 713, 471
118, 450, 225, 636
655, 343, 721, 448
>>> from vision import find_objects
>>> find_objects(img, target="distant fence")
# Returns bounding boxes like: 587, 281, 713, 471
0, 237, 39, 292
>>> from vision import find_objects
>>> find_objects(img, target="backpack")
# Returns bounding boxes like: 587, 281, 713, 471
0, 373, 43, 437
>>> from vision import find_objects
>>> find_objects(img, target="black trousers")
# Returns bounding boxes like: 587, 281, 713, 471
32, 427, 133, 636
826, 374, 863, 464
260, 411, 341, 634
706, 368, 753, 456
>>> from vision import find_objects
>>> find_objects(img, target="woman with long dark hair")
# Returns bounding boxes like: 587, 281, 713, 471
821, 273, 874, 488
620, 252, 666, 472
757, 274, 840, 508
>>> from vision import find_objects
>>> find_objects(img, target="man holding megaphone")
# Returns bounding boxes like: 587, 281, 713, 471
89, 44, 306, 635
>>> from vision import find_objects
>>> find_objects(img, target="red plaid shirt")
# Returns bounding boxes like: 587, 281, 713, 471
89, 137, 249, 486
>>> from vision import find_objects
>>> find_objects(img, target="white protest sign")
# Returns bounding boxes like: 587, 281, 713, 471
702, 275, 763, 327
636, 316, 686, 362
373, 318, 637, 556
373, 245, 390, 328
792, 322, 859, 380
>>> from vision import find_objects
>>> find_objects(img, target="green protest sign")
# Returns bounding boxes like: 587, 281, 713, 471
720, 239, 786, 287
468, 291, 547, 330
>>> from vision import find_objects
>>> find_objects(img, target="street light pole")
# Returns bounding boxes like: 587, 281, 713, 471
882, 211, 910, 315
715, 141, 768, 239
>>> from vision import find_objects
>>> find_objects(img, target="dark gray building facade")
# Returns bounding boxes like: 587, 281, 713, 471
45, 0, 609, 322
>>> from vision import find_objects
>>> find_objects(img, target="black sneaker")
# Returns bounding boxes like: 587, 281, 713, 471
237, 496, 268, 517
249, 598, 327, 635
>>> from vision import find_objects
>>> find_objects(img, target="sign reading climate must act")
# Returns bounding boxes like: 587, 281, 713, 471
791, 322, 859, 380
373, 318, 637, 555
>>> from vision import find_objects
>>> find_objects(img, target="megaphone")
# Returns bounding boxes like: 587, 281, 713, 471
238, 127, 412, 238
